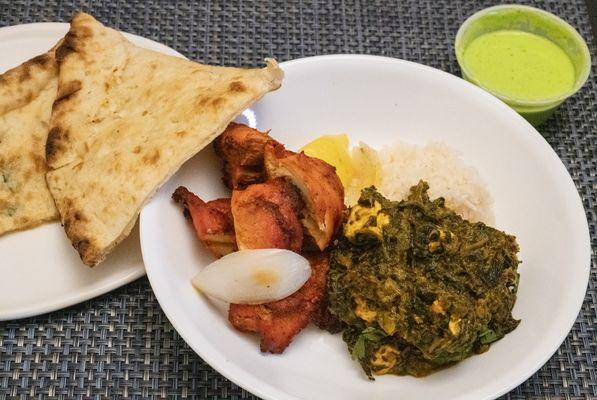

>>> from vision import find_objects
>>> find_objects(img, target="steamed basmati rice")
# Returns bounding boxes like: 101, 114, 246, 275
378, 142, 494, 224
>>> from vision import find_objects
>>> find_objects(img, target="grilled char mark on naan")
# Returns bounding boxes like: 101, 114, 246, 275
45, 12, 283, 266
0, 47, 59, 235
0, 49, 57, 116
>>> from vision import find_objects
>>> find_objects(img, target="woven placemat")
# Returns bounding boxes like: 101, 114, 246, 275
0, 0, 595, 399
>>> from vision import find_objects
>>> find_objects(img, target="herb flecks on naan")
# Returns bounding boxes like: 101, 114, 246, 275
45, 12, 283, 266
0, 50, 59, 235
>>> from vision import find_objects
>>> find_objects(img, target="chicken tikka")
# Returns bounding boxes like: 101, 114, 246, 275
174, 123, 344, 353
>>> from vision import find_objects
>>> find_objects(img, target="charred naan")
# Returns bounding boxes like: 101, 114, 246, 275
0, 50, 58, 235
46, 13, 283, 266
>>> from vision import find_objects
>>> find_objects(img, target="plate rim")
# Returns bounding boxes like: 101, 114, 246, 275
140, 53, 591, 400
0, 267, 146, 321
0, 22, 185, 321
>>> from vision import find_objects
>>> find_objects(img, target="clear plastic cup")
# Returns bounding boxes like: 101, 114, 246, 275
455, 5, 591, 126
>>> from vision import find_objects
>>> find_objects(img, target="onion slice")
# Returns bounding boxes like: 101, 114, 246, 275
191, 249, 311, 304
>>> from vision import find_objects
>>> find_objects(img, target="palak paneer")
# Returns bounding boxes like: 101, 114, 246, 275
327, 181, 520, 378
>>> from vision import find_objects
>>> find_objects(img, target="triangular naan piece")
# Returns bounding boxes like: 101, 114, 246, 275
0, 50, 59, 235
46, 13, 283, 266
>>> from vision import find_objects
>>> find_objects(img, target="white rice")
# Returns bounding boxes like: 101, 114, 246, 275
378, 142, 494, 224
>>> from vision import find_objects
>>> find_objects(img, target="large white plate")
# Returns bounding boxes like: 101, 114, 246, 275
140, 55, 591, 400
0, 23, 185, 321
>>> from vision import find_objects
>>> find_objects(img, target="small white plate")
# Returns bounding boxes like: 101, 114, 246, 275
140, 55, 591, 400
0, 23, 185, 321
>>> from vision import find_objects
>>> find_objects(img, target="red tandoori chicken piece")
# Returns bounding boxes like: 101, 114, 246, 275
172, 187, 237, 258
228, 252, 329, 353
231, 178, 303, 252
264, 141, 344, 250
213, 122, 273, 189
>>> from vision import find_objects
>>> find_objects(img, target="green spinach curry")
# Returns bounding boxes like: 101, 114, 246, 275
327, 181, 520, 378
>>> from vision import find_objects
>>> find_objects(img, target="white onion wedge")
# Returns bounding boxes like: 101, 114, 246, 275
191, 249, 311, 304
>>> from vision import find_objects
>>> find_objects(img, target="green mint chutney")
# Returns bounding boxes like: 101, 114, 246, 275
462, 30, 575, 102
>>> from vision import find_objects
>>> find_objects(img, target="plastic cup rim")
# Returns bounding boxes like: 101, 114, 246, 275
454, 4, 591, 108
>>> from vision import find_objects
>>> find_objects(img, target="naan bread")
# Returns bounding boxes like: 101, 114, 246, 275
46, 13, 283, 266
0, 50, 59, 235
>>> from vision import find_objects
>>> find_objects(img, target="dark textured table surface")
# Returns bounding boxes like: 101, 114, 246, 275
0, 1, 595, 399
